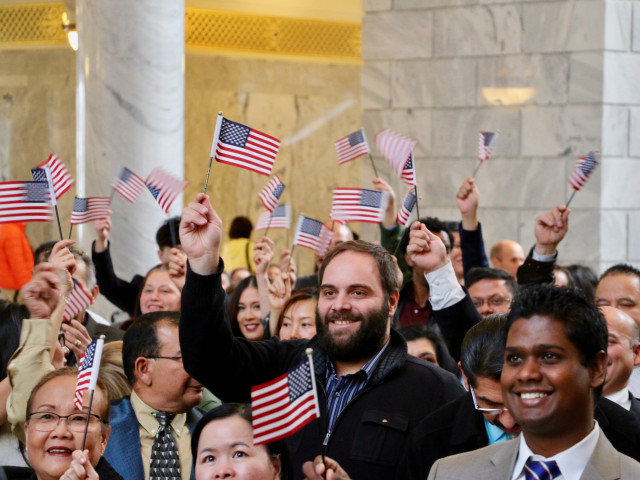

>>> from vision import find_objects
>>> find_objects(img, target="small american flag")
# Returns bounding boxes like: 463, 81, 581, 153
112, 167, 146, 203
212, 117, 281, 176
335, 129, 370, 165
251, 355, 320, 445
145, 168, 188, 214
70, 197, 111, 225
397, 189, 417, 227
259, 175, 286, 212
255, 205, 290, 231
0, 181, 53, 224
74, 338, 105, 410
34, 154, 74, 199
568, 152, 598, 191
331, 188, 389, 224
401, 152, 417, 187
478, 132, 498, 162
293, 216, 334, 256
375, 129, 417, 179
63, 279, 93, 322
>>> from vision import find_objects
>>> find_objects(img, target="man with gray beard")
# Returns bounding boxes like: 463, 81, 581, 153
177, 193, 465, 480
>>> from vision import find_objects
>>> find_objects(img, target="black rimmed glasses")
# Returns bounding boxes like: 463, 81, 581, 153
145, 355, 183, 361
27, 412, 104, 432
471, 297, 512, 309
469, 386, 509, 415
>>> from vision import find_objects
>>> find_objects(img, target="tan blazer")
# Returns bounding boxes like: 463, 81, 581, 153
427, 431, 640, 480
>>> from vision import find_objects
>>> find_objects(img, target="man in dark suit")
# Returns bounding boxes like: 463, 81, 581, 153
104, 311, 203, 480
428, 286, 640, 479
601, 306, 640, 417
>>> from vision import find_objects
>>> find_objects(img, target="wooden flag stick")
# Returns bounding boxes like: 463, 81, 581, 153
80, 388, 95, 451
264, 214, 273, 238
367, 153, 380, 178
204, 112, 223, 194
68, 224, 73, 240
413, 184, 421, 221
169, 217, 177, 247
286, 244, 296, 277
565, 190, 577, 208
472, 160, 482, 178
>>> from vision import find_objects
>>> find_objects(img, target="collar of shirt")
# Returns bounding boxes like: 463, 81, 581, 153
326, 341, 390, 382
604, 387, 632, 410
511, 422, 600, 480
130, 390, 188, 439
484, 418, 511, 445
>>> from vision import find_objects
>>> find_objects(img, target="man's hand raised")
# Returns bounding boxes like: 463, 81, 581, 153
180, 193, 223, 275
406, 221, 448, 274
21, 262, 72, 319
534, 204, 570, 256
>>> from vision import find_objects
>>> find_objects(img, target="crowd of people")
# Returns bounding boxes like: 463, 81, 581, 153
1, 175, 640, 479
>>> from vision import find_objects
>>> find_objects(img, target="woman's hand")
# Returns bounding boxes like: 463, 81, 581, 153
60, 450, 99, 480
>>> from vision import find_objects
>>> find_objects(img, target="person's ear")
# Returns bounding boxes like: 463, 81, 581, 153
100, 425, 111, 454
589, 350, 608, 390
89, 285, 100, 304
458, 362, 470, 391
387, 290, 399, 318
271, 454, 282, 480
633, 342, 640, 367
135, 357, 153, 386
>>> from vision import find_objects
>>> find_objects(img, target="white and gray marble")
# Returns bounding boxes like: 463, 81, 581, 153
630, 107, 640, 157
76, 0, 185, 296
362, 11, 433, 61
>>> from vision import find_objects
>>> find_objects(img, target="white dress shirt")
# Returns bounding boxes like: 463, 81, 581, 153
511, 422, 600, 480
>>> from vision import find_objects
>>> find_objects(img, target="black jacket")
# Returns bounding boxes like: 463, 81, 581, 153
180, 260, 465, 480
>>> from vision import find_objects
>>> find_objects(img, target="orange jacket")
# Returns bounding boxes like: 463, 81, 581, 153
0, 222, 34, 290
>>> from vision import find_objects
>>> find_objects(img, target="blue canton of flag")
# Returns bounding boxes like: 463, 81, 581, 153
220, 119, 251, 147
31, 167, 47, 182
288, 359, 313, 402
348, 130, 365, 147
81, 341, 97, 370
147, 185, 161, 200
300, 217, 321, 236
25, 181, 50, 203
360, 189, 384, 208
273, 183, 285, 198
73, 197, 89, 212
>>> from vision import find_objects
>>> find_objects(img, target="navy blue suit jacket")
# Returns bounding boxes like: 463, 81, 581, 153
104, 397, 202, 480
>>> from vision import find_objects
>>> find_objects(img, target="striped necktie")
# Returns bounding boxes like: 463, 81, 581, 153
524, 458, 562, 480
150, 411, 181, 480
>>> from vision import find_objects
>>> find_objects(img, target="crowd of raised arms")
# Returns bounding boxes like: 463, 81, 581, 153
1, 175, 640, 480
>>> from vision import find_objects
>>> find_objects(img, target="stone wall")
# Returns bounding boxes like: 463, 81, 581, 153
362, 0, 640, 273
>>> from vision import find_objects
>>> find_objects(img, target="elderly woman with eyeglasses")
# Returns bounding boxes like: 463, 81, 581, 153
3, 367, 121, 480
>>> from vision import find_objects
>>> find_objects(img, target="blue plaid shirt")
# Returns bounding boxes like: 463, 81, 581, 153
323, 342, 390, 442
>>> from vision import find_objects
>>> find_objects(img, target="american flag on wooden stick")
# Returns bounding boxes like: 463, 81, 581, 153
397, 189, 417, 227
259, 175, 285, 212
63, 279, 93, 322
145, 168, 188, 214
335, 129, 370, 165
33, 154, 74, 199
112, 167, 146, 203
375, 129, 417, 179
74, 338, 104, 410
0, 181, 53, 224
293, 216, 334, 256
568, 152, 598, 191
212, 116, 281, 176
330, 188, 389, 224
251, 354, 320, 445
255, 205, 290, 231
478, 132, 498, 162
70, 197, 111, 225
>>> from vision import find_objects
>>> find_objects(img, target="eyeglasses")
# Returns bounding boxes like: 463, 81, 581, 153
58, 333, 66, 348
471, 297, 512, 309
469, 386, 509, 415
145, 356, 183, 361
27, 412, 104, 432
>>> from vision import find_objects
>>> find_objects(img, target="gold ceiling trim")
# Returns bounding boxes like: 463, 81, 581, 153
0, 3, 66, 48
185, 8, 361, 64
0, 3, 362, 63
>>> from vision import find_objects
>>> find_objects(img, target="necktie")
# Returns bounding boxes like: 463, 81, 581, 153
524, 458, 562, 480
150, 411, 182, 480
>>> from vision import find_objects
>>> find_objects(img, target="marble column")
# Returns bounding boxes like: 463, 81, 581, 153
361, 0, 640, 273
76, 0, 185, 315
